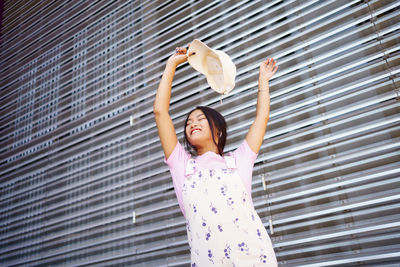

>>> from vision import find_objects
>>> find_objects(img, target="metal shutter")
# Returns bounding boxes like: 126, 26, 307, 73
0, 0, 399, 266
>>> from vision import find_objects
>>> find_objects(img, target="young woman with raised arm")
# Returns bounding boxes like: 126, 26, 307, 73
154, 44, 278, 267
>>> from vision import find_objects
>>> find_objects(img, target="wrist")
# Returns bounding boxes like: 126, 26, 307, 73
166, 59, 178, 69
259, 76, 270, 83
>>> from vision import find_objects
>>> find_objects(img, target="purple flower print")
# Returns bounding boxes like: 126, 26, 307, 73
217, 224, 223, 232
238, 241, 249, 254
220, 185, 227, 196
206, 232, 211, 240
205, 227, 212, 241
223, 244, 231, 259
227, 197, 235, 207
190, 181, 196, 188
201, 216, 207, 227
260, 254, 267, 263
198, 171, 202, 178
209, 169, 215, 177
191, 263, 196, 267
222, 168, 229, 174
188, 159, 196, 174
192, 204, 197, 213
208, 249, 214, 263
209, 203, 217, 214
257, 228, 262, 240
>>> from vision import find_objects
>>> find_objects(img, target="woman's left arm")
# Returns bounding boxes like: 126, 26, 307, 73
246, 58, 278, 153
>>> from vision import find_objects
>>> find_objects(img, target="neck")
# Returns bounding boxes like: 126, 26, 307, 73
197, 143, 219, 156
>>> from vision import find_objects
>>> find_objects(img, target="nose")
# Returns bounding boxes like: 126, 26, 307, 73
190, 121, 198, 129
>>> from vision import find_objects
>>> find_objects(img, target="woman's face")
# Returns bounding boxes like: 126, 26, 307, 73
185, 109, 214, 147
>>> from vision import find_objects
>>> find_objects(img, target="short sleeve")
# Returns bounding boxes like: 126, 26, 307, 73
231, 140, 258, 196
164, 142, 190, 218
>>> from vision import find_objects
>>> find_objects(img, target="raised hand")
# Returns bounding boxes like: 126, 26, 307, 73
167, 45, 196, 67
154, 44, 194, 159
245, 58, 278, 154
167, 47, 188, 67
259, 58, 278, 82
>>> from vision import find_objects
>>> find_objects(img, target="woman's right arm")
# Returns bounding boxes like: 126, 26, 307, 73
153, 47, 189, 159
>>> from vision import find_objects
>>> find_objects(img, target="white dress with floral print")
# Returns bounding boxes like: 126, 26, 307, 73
182, 156, 277, 267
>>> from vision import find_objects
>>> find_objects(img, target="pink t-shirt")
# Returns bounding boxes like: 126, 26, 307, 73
164, 140, 258, 218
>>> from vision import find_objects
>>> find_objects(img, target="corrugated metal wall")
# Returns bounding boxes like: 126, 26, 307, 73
0, 0, 399, 266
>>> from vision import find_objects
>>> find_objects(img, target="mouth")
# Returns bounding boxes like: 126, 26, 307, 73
190, 128, 201, 135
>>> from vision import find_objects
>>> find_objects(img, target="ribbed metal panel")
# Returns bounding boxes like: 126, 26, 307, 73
0, 0, 399, 266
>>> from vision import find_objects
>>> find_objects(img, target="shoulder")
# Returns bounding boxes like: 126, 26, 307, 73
164, 141, 190, 168
164, 142, 191, 196
231, 139, 258, 161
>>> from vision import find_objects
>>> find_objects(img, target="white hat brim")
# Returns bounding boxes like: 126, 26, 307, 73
187, 39, 236, 95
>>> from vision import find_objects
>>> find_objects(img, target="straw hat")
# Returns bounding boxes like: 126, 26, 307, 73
187, 39, 236, 95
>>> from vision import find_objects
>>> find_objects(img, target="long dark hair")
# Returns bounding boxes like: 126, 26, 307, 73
184, 106, 227, 156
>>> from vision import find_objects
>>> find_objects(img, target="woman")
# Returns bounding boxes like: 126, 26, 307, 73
153, 45, 278, 266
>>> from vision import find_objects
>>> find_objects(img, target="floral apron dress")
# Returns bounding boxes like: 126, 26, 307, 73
182, 155, 278, 267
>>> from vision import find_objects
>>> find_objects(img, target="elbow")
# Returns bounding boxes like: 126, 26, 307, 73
153, 107, 161, 118
153, 103, 159, 115
153, 105, 167, 118
153, 101, 161, 116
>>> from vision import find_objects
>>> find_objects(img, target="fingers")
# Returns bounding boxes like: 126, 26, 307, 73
175, 46, 196, 57
259, 58, 278, 80
263, 58, 277, 68
261, 58, 278, 73
169, 47, 190, 66
175, 47, 187, 55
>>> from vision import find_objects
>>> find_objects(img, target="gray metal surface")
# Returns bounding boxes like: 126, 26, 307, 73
0, 0, 399, 266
